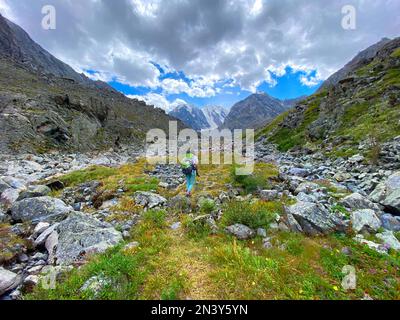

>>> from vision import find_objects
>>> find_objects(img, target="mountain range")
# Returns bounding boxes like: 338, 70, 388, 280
0, 14, 185, 154
169, 105, 228, 131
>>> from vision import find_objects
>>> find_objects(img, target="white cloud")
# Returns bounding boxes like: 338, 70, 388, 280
2, 0, 399, 98
127, 93, 187, 112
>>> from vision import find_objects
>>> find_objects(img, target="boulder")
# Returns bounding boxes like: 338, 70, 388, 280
353, 235, 388, 254
348, 154, 365, 164
133, 191, 167, 209
369, 171, 400, 214
0, 267, 20, 296
0, 188, 20, 208
55, 212, 122, 265
168, 195, 191, 212
11, 196, 72, 223
288, 168, 310, 177
259, 190, 279, 201
0, 179, 11, 194
294, 182, 320, 195
380, 214, 400, 232
225, 224, 255, 240
376, 231, 400, 251
340, 193, 380, 211
285, 201, 347, 235
2, 177, 26, 190
351, 209, 381, 233
34, 223, 59, 246
17, 185, 51, 201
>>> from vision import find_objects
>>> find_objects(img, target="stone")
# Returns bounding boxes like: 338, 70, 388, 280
294, 182, 320, 195
80, 276, 111, 298
225, 224, 255, 240
288, 168, 310, 177
22, 275, 39, 292
369, 171, 400, 214
333, 172, 352, 182
0, 178, 11, 194
340, 193, 380, 211
257, 228, 267, 237
2, 177, 26, 190
158, 182, 169, 189
17, 185, 51, 201
259, 190, 279, 201
55, 212, 122, 265
133, 191, 167, 209
11, 196, 72, 223
168, 195, 191, 212
171, 222, 182, 230
34, 223, 60, 246
285, 201, 347, 235
353, 235, 388, 254
380, 214, 400, 232
351, 209, 382, 233
376, 231, 400, 251
0, 267, 20, 296
0, 188, 20, 208
263, 237, 273, 249
348, 154, 365, 163
45, 231, 59, 264
33, 222, 50, 237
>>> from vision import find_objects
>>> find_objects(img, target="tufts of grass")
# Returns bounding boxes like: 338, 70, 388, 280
0, 223, 29, 264
220, 200, 281, 230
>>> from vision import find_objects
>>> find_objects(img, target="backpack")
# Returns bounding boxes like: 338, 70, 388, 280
181, 157, 194, 175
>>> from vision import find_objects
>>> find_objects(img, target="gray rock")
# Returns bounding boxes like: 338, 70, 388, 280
288, 168, 310, 177
285, 201, 347, 235
353, 235, 388, 254
124, 242, 140, 251
45, 231, 59, 264
17, 185, 51, 201
0, 178, 11, 194
380, 214, 400, 232
33, 222, 50, 237
55, 212, 122, 265
257, 228, 267, 237
340, 193, 380, 211
259, 190, 279, 201
171, 222, 182, 230
369, 171, 400, 214
133, 191, 167, 209
34, 223, 59, 246
376, 231, 400, 251
11, 196, 72, 223
294, 182, 320, 195
225, 224, 255, 240
0, 267, 20, 296
2, 177, 26, 190
0, 188, 20, 208
80, 275, 111, 298
348, 154, 365, 163
351, 209, 381, 233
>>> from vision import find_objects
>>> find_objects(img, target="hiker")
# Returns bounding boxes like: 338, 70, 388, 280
181, 149, 199, 197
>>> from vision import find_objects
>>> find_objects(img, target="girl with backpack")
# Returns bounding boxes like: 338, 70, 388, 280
181, 150, 199, 197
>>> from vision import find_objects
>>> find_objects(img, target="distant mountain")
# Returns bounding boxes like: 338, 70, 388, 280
0, 14, 185, 154
320, 38, 392, 90
222, 93, 302, 130
169, 104, 227, 131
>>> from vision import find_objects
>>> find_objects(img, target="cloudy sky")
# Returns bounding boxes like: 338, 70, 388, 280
1, 0, 399, 111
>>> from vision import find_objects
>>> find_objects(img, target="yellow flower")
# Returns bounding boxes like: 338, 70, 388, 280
252, 281, 256, 286
299, 289, 304, 294
333, 286, 339, 291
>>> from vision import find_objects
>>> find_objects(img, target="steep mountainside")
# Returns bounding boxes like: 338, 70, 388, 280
222, 93, 299, 130
257, 37, 400, 159
169, 104, 227, 131
0, 14, 185, 154
320, 38, 392, 91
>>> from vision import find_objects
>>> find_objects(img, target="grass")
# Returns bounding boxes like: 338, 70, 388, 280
220, 200, 281, 230
231, 162, 279, 194
0, 223, 29, 264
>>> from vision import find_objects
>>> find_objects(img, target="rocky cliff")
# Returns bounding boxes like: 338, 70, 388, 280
0, 14, 185, 154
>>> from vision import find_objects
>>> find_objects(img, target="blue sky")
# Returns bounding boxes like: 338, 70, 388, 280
103, 65, 322, 110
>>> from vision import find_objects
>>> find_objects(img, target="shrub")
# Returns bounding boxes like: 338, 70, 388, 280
199, 198, 216, 214
220, 200, 279, 230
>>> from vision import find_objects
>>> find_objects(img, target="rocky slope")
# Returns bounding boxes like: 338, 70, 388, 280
169, 104, 227, 131
257, 37, 400, 159
0, 14, 185, 154
222, 92, 301, 130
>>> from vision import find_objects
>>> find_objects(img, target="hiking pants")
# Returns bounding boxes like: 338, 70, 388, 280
186, 170, 196, 193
